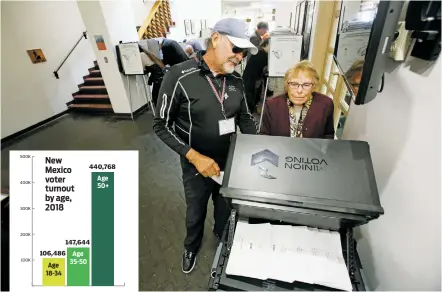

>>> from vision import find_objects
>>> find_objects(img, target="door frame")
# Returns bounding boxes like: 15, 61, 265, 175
310, 0, 349, 133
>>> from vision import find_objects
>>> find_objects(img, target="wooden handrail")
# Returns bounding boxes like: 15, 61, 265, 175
138, 0, 162, 40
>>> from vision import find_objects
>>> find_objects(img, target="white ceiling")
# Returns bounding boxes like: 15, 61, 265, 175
222, 0, 284, 9
221, 0, 297, 17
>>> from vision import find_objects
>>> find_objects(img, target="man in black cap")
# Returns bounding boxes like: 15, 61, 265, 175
153, 18, 258, 274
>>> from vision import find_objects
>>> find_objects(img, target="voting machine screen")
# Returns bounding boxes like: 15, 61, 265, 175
221, 134, 384, 218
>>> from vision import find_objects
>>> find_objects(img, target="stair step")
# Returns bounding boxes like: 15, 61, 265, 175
84, 77, 103, 81
79, 85, 106, 89
74, 94, 109, 99
70, 104, 113, 109
88, 70, 102, 77
72, 93, 111, 104
83, 76, 105, 85
78, 85, 107, 95
78, 84, 107, 94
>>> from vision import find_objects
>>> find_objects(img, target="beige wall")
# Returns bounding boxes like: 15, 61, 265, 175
1, 1, 95, 138
343, 56, 441, 290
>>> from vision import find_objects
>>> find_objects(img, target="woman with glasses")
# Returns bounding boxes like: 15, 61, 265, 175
337, 59, 364, 137
260, 60, 335, 139
344, 59, 364, 102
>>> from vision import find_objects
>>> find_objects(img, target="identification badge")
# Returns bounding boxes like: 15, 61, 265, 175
219, 118, 236, 136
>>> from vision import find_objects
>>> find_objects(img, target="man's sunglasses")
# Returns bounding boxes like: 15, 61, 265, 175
217, 32, 248, 57
232, 46, 248, 57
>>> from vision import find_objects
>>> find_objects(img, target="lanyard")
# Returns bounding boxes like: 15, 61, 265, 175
205, 76, 226, 117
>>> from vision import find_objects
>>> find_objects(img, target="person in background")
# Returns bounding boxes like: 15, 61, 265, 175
260, 60, 335, 139
153, 18, 258, 274
139, 46, 165, 107
186, 38, 203, 53
344, 59, 364, 102
139, 48, 156, 68
250, 21, 269, 48
185, 45, 197, 59
242, 38, 270, 113
158, 37, 189, 67
337, 59, 365, 136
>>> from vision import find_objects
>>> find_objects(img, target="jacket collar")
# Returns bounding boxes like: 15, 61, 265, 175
196, 50, 210, 72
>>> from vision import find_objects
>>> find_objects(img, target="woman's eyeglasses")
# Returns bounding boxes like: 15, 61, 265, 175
350, 83, 360, 90
287, 82, 314, 90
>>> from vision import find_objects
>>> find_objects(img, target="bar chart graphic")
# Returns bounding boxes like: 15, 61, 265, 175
9, 151, 139, 291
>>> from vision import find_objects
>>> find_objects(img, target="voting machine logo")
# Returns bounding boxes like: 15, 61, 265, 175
251, 149, 279, 179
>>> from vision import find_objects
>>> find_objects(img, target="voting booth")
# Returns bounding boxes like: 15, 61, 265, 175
115, 42, 156, 118
208, 134, 384, 291
259, 28, 303, 131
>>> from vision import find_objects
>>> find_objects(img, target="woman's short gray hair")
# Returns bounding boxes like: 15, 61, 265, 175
344, 59, 365, 81
284, 60, 320, 93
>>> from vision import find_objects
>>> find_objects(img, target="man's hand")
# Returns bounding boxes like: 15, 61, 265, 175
144, 49, 165, 69
186, 149, 220, 177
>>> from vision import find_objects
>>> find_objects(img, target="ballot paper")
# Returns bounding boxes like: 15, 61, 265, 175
211, 171, 224, 185
226, 222, 353, 291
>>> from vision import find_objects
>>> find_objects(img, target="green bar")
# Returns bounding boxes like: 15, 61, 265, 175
91, 172, 114, 286
67, 247, 90, 286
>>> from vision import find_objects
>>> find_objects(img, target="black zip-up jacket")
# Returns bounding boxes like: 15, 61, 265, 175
153, 51, 258, 169
161, 38, 189, 67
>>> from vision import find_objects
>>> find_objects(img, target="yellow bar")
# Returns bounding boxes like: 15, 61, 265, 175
42, 258, 65, 286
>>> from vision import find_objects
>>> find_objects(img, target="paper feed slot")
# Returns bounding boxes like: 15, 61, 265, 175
207, 210, 366, 291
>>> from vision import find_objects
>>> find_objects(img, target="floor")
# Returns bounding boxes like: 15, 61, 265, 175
1, 112, 218, 290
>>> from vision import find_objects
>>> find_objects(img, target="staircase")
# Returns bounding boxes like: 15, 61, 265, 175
66, 0, 174, 115
68, 60, 113, 114
138, 0, 174, 40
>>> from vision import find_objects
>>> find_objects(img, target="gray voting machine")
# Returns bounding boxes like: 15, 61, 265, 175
208, 134, 384, 291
